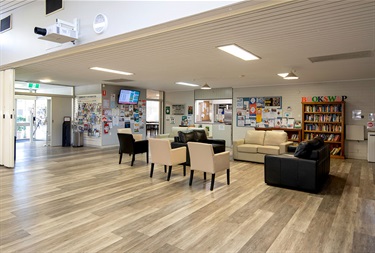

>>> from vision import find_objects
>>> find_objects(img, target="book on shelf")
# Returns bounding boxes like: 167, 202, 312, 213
333, 134, 340, 142
330, 147, 341, 155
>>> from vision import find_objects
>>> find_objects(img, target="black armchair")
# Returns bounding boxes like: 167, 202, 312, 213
117, 133, 149, 166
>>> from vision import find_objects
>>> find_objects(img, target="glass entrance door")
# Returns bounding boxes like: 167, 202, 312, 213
15, 97, 48, 143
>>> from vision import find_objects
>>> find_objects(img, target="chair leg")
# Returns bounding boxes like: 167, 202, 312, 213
210, 174, 216, 191
146, 151, 149, 164
164, 165, 167, 173
189, 170, 194, 186
131, 153, 135, 166
183, 164, 186, 176
204, 172, 207, 180
167, 166, 172, 181
227, 169, 230, 185
150, 163, 154, 178
119, 153, 123, 164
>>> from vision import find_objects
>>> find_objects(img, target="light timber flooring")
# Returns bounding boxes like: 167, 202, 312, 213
0, 143, 374, 253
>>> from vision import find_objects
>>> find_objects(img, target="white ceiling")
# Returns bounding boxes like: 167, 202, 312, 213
4, 0, 375, 92
0, 0, 36, 16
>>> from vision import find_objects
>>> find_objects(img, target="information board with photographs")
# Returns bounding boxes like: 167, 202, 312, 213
236, 96, 283, 128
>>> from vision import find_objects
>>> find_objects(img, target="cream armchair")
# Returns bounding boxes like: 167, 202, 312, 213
187, 142, 230, 191
149, 138, 187, 181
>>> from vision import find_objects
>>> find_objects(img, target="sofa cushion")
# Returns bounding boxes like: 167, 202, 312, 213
178, 131, 195, 143
264, 131, 288, 146
258, 145, 280, 155
237, 144, 260, 153
294, 136, 325, 159
194, 130, 208, 142
244, 130, 265, 145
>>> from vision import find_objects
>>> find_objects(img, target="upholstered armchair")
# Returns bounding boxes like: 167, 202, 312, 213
117, 133, 149, 166
149, 138, 187, 181
187, 142, 230, 191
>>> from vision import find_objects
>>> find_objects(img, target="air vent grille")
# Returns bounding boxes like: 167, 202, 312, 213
309, 50, 374, 63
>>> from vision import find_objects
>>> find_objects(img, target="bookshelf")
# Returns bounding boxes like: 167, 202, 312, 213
255, 127, 302, 145
302, 102, 345, 158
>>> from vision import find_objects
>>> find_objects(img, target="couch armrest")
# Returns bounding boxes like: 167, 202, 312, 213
232, 139, 244, 159
204, 139, 226, 145
171, 142, 187, 148
279, 141, 294, 154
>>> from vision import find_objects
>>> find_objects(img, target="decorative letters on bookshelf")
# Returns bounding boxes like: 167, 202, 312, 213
302, 101, 345, 158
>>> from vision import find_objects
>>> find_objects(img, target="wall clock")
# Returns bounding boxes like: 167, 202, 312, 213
93, 13, 108, 34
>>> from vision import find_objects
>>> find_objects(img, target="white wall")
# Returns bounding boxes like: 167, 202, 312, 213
164, 90, 195, 134
0, 1, 239, 66
165, 79, 375, 159
75, 84, 101, 95
233, 79, 375, 160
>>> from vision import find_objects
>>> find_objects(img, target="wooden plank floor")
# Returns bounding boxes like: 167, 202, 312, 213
0, 143, 374, 252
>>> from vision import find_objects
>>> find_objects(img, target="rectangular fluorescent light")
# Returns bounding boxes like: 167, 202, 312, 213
90, 67, 134, 76
175, 82, 199, 87
39, 79, 51, 83
217, 44, 260, 61
277, 73, 288, 78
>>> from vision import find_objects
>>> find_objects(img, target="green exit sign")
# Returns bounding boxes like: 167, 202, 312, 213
28, 83, 40, 89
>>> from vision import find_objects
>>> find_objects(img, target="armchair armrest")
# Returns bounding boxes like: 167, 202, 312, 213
170, 146, 187, 164
133, 134, 143, 141
214, 151, 230, 170
134, 139, 149, 149
279, 141, 294, 154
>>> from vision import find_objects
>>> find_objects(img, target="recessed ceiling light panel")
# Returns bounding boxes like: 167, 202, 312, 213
90, 67, 134, 76
277, 73, 288, 78
217, 44, 260, 61
39, 79, 52, 83
175, 82, 199, 87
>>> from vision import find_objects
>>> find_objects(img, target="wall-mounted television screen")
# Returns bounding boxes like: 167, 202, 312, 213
118, 89, 140, 105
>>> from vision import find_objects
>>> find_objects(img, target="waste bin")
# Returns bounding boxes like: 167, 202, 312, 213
73, 131, 83, 147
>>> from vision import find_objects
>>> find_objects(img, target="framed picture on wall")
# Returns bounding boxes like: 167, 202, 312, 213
172, 104, 185, 115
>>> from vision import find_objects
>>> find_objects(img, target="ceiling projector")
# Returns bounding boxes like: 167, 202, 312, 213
34, 18, 79, 43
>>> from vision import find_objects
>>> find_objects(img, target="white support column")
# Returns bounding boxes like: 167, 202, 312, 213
1, 69, 15, 168
0, 71, 4, 166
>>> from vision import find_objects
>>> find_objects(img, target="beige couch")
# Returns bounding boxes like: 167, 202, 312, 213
233, 130, 293, 163
156, 126, 208, 142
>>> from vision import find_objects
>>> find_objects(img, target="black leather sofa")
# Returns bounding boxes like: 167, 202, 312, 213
171, 129, 225, 166
264, 143, 330, 192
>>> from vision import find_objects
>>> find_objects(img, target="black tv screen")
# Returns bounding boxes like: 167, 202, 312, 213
118, 89, 140, 105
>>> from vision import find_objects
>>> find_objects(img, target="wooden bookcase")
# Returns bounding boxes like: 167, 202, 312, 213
255, 127, 302, 145
302, 102, 345, 158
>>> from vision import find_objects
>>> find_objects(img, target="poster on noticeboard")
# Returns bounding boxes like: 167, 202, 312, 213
236, 96, 282, 127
